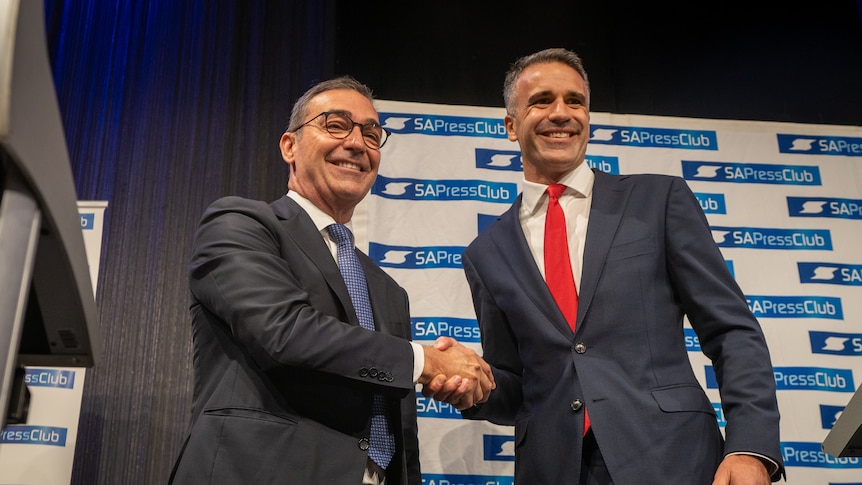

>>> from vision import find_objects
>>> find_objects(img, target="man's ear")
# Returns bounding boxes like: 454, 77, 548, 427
504, 115, 517, 142
280, 131, 297, 165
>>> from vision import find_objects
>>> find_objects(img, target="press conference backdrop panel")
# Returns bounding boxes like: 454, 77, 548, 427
349, 100, 862, 485
0, 202, 107, 485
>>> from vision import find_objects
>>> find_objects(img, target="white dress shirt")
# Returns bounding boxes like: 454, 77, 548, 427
518, 162, 594, 289
286, 192, 425, 384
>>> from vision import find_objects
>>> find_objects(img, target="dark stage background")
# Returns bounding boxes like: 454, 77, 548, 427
37, 1, 862, 483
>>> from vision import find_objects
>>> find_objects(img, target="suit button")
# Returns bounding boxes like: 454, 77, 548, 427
571, 399, 583, 411
359, 368, 369, 377
575, 343, 587, 354
368, 367, 379, 378
358, 438, 370, 451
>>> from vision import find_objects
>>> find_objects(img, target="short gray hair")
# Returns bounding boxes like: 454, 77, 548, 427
502, 48, 590, 114
287, 76, 375, 132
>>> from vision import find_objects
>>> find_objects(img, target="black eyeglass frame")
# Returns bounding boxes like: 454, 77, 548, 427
293, 111, 391, 149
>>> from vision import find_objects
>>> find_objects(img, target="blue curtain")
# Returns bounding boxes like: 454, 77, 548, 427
42, 1, 332, 482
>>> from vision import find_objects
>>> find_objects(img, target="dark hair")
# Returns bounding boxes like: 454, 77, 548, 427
502, 48, 590, 114
287, 76, 375, 132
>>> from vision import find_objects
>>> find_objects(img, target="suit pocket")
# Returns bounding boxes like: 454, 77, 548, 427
174, 407, 366, 485
205, 406, 298, 424
606, 235, 655, 261
651, 384, 714, 415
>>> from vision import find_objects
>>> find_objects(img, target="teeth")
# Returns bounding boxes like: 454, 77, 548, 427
335, 162, 361, 171
548, 132, 571, 138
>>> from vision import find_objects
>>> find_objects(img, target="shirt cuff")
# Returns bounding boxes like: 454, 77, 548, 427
727, 451, 780, 477
410, 341, 424, 384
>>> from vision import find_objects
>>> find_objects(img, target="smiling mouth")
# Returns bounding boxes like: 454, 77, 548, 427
332, 161, 363, 171
545, 132, 573, 138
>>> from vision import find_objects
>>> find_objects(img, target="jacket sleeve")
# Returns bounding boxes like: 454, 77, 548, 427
460, 247, 524, 425
189, 196, 416, 392
663, 178, 784, 479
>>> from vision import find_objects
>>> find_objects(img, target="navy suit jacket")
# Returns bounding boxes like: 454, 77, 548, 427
462, 170, 783, 484
170, 195, 420, 485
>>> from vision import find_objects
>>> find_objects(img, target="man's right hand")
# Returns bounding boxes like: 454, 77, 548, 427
418, 337, 495, 409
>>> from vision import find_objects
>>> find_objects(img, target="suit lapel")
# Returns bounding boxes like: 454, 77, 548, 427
489, 196, 575, 338
578, 171, 633, 325
361, 256, 409, 339
270, 196, 360, 326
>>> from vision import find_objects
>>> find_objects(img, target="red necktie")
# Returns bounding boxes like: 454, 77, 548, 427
544, 184, 578, 329
544, 184, 590, 433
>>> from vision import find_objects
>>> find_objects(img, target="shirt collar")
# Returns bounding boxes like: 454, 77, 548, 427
521, 162, 595, 215
285, 191, 351, 235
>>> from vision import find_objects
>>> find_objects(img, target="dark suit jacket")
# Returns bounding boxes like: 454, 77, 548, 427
461, 170, 784, 484
170, 195, 420, 485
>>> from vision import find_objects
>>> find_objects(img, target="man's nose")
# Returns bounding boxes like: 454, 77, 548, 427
343, 125, 366, 151
548, 100, 571, 120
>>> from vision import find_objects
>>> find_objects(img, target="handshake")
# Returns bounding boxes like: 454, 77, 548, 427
418, 337, 496, 410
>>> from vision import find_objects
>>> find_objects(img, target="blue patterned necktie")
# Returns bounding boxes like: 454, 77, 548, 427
326, 223, 396, 470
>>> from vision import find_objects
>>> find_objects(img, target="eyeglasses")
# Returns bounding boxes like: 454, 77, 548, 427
293, 111, 390, 149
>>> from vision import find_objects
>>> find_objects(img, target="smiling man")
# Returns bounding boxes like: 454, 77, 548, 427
169, 76, 494, 485
458, 48, 784, 485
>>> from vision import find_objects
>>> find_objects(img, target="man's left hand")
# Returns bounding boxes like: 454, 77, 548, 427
712, 454, 771, 485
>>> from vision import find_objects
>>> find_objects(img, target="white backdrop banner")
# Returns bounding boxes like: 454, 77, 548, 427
0, 201, 107, 485
351, 100, 862, 485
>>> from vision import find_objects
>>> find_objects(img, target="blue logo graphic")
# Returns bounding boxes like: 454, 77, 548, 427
477, 213, 501, 234
24, 368, 76, 389
782, 442, 862, 468
380, 112, 507, 138
585, 154, 620, 174
706, 366, 855, 392
788, 196, 862, 220
726, 260, 735, 277
475, 148, 522, 171
473, 149, 619, 174
0, 425, 68, 446
412, 317, 481, 342
483, 434, 515, 462
777, 133, 862, 157
711, 227, 831, 250
684, 328, 701, 352
695, 192, 727, 214
773, 367, 855, 392
415, 396, 463, 419
810, 331, 862, 356
820, 404, 846, 429
369, 243, 465, 269
712, 403, 726, 427
80, 213, 95, 230
799, 262, 862, 286
590, 125, 717, 150
421, 474, 514, 485
681, 161, 821, 185
746, 295, 842, 320
372, 175, 517, 203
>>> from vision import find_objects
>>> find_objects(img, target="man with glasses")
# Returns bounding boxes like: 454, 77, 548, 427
170, 76, 494, 485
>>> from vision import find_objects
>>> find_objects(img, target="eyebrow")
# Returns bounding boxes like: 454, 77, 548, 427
527, 90, 586, 104
527, 90, 553, 102
328, 109, 380, 126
